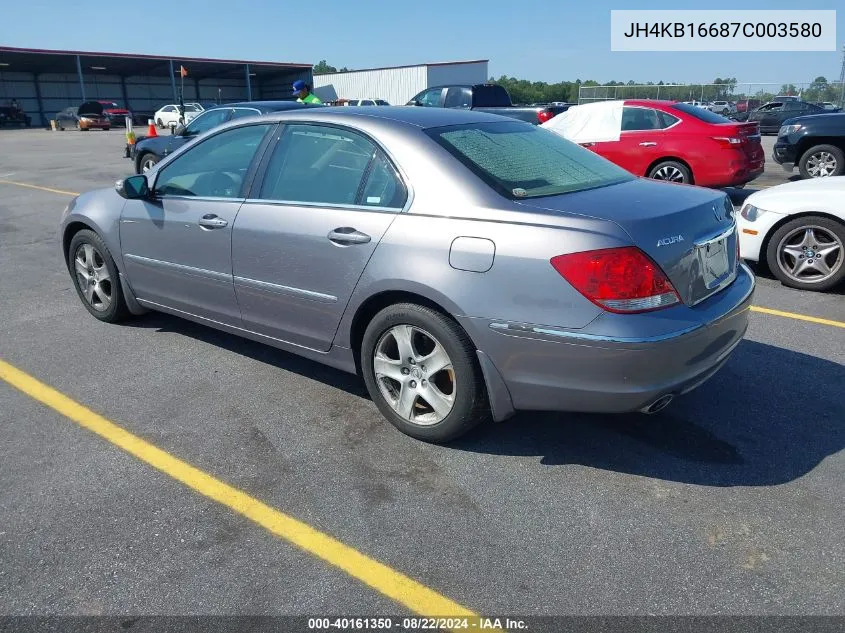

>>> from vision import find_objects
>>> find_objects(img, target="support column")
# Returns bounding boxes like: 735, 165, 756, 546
245, 64, 252, 101
33, 72, 46, 128
169, 60, 178, 102
194, 78, 200, 103
75, 55, 86, 101
120, 76, 130, 111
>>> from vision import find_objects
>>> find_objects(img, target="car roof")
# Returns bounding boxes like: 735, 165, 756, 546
212, 100, 315, 112
258, 105, 517, 129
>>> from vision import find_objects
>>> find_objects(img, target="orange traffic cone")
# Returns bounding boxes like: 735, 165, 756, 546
147, 119, 157, 137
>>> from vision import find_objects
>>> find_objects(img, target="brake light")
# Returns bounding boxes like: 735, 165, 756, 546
551, 247, 680, 313
712, 136, 744, 147
537, 110, 555, 124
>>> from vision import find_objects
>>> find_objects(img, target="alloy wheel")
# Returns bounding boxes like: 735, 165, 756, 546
806, 151, 838, 177
373, 325, 456, 426
652, 165, 686, 183
74, 243, 113, 311
141, 157, 156, 173
777, 225, 843, 284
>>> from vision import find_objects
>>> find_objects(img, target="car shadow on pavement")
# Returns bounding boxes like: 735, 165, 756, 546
450, 339, 845, 487
124, 312, 370, 398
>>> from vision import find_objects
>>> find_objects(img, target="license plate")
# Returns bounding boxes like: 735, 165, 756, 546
701, 238, 729, 285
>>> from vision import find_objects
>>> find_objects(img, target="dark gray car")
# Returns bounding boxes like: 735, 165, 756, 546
59, 107, 754, 442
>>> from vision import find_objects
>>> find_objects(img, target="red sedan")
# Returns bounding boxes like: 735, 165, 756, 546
544, 100, 765, 188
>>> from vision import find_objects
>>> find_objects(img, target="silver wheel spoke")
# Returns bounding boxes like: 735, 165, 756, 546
83, 243, 95, 266
812, 257, 833, 276
420, 344, 451, 376
93, 262, 110, 284
374, 355, 404, 382
800, 229, 818, 249
83, 282, 95, 303
395, 383, 417, 420
74, 257, 90, 280
419, 384, 453, 419
391, 325, 416, 363
781, 245, 804, 261
818, 242, 841, 258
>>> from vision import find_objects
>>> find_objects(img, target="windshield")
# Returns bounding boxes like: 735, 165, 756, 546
426, 121, 633, 199
669, 102, 731, 123
184, 105, 201, 112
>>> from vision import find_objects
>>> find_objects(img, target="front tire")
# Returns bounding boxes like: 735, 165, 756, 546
156, 118, 164, 129
648, 160, 692, 184
798, 144, 844, 179
138, 153, 159, 174
68, 229, 130, 322
766, 216, 845, 291
361, 303, 490, 443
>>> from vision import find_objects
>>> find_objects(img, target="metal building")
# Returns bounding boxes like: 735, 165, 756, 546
0, 46, 313, 127
312, 60, 489, 105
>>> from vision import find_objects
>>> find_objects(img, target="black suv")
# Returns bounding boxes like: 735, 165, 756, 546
773, 112, 844, 178
128, 101, 320, 174
749, 100, 826, 134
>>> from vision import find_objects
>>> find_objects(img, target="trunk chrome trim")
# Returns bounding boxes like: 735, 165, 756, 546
234, 276, 337, 303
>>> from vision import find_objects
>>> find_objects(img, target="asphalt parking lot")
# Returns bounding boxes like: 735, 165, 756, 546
0, 128, 843, 625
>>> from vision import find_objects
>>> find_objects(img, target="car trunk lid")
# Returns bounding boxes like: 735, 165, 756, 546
515, 178, 739, 306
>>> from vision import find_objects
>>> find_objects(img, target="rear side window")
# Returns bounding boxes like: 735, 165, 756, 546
657, 111, 680, 128
258, 123, 406, 209
426, 121, 632, 199
669, 102, 731, 123
471, 85, 511, 107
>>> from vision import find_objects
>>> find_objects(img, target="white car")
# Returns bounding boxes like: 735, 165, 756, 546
153, 103, 202, 128
708, 101, 733, 115
737, 177, 845, 291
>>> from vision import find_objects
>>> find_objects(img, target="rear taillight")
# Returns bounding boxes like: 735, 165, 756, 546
537, 110, 555, 124
712, 136, 744, 147
551, 247, 680, 314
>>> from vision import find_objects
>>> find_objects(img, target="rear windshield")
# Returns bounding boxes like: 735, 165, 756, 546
426, 121, 633, 199
471, 85, 512, 107
670, 102, 731, 123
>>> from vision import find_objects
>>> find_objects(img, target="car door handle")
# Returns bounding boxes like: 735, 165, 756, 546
639, 142, 657, 147
198, 214, 228, 229
328, 227, 371, 245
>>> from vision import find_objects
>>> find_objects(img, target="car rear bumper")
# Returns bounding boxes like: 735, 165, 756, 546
462, 263, 754, 415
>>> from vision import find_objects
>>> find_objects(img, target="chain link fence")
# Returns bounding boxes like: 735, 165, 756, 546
578, 82, 845, 108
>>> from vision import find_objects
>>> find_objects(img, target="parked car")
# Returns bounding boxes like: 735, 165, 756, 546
772, 112, 845, 179
749, 100, 826, 134
708, 101, 733, 115
56, 102, 111, 131
97, 101, 132, 126
738, 176, 845, 291
542, 99, 764, 188
406, 83, 568, 124
0, 106, 31, 127
61, 108, 753, 443
153, 103, 203, 128
815, 102, 841, 112
129, 100, 319, 173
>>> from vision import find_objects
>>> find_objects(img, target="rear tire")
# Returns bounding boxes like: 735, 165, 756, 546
798, 144, 844, 179
67, 229, 130, 322
647, 160, 692, 184
360, 303, 490, 443
156, 118, 164, 129
765, 216, 845, 291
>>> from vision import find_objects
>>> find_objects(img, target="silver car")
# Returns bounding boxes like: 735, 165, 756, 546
60, 108, 754, 442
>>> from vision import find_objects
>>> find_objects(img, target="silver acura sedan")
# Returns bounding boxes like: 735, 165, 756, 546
60, 107, 754, 442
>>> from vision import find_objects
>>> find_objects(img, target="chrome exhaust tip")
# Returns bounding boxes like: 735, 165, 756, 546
640, 394, 674, 415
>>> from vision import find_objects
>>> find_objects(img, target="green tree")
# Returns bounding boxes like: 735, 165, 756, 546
313, 60, 338, 75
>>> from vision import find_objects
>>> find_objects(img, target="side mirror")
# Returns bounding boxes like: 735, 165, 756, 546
406, 100, 420, 107
116, 174, 150, 200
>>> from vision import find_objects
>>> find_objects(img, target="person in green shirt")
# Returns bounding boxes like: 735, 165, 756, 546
292, 80, 322, 104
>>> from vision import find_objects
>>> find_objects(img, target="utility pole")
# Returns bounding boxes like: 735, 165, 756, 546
838, 43, 845, 108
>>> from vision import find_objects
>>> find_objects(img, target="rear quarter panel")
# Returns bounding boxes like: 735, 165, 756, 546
334, 210, 632, 349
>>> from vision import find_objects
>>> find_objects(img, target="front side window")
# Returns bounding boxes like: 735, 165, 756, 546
415, 88, 443, 107
184, 108, 231, 136
427, 121, 633, 199
154, 124, 272, 198
258, 123, 405, 208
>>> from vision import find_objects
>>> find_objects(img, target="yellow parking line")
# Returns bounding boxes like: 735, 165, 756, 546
750, 306, 845, 329
0, 358, 485, 630
0, 179, 80, 197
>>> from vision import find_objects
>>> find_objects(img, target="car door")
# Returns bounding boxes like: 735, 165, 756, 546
594, 106, 667, 176
754, 102, 783, 128
120, 122, 275, 324
232, 122, 407, 351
